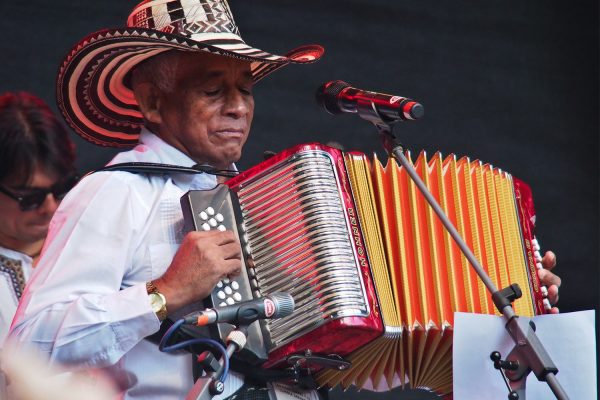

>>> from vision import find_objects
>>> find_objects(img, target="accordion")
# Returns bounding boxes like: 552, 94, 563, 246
180, 143, 550, 395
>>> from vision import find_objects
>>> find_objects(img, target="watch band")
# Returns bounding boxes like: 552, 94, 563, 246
146, 281, 159, 295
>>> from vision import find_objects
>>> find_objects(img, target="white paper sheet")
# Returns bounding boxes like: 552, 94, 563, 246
453, 310, 597, 400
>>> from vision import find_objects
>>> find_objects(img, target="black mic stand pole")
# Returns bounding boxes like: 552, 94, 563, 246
185, 325, 250, 400
355, 100, 569, 400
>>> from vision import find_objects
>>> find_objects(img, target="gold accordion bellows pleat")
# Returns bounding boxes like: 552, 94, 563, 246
316, 151, 534, 395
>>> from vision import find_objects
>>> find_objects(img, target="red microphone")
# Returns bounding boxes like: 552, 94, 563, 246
316, 80, 424, 121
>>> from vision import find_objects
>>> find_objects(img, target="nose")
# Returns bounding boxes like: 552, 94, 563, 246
222, 88, 253, 119
36, 192, 60, 215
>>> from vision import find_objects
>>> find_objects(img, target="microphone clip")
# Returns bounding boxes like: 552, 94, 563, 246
275, 350, 351, 390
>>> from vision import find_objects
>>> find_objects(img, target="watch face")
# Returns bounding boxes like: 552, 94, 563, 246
149, 292, 164, 312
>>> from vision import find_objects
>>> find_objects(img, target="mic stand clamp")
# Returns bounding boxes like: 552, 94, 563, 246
284, 351, 351, 389
353, 102, 568, 400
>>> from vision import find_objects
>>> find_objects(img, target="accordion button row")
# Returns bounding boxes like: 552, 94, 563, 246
532, 237, 552, 312
196, 203, 247, 306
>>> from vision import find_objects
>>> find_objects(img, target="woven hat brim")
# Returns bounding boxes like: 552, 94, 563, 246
57, 27, 324, 147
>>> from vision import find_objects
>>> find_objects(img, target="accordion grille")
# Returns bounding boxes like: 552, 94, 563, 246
234, 151, 369, 348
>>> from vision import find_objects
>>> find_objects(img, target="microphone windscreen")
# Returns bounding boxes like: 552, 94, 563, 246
269, 292, 295, 318
315, 80, 350, 114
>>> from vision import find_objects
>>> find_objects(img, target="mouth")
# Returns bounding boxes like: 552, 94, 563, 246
214, 129, 245, 139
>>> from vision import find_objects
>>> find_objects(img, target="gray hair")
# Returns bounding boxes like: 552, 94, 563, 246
130, 50, 182, 94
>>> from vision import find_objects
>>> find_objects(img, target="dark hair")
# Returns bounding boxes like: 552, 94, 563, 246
0, 92, 75, 185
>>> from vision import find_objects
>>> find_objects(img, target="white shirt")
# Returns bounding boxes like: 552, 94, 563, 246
9, 129, 243, 399
0, 246, 33, 346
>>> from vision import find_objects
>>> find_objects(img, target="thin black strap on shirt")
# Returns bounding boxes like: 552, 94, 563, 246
94, 162, 239, 177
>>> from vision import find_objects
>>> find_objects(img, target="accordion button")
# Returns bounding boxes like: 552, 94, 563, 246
226, 297, 235, 305
219, 302, 227, 307
217, 225, 226, 232
541, 286, 548, 296
217, 290, 226, 300
206, 207, 215, 216
543, 298, 552, 310
208, 218, 218, 227
216, 281, 223, 288
224, 286, 233, 295
536, 262, 543, 270
247, 266, 256, 276
202, 223, 211, 231
223, 278, 230, 284
233, 293, 242, 302
231, 281, 240, 290
216, 213, 224, 223
534, 251, 543, 261
199, 211, 208, 220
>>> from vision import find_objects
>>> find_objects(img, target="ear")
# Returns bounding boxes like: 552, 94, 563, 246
133, 82, 163, 125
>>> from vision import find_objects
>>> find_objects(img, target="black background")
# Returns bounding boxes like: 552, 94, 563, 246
0, 1, 597, 398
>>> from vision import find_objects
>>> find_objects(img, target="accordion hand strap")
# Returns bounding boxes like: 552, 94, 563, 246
93, 162, 239, 177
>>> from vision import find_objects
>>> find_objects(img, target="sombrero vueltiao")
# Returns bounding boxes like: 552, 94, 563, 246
57, 0, 324, 147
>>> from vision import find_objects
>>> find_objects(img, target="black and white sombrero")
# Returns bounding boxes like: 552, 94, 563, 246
57, 0, 324, 147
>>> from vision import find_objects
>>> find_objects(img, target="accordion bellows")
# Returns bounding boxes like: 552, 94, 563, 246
220, 143, 547, 396
317, 149, 544, 394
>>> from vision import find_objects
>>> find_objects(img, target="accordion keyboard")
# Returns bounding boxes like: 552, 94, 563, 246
231, 151, 370, 348
181, 185, 268, 363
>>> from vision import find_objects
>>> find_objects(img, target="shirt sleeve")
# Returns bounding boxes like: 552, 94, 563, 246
9, 172, 161, 369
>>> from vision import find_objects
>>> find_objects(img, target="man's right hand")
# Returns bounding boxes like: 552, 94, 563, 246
153, 230, 242, 313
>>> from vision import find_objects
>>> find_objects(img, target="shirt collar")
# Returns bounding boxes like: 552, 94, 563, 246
137, 127, 197, 168
0, 246, 32, 264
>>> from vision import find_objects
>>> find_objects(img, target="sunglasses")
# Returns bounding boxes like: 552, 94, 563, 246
0, 174, 79, 211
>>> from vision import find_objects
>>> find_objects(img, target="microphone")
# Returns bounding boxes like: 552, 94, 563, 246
184, 292, 295, 327
316, 80, 424, 121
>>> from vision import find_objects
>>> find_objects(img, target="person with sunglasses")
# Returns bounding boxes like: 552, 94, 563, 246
0, 91, 77, 346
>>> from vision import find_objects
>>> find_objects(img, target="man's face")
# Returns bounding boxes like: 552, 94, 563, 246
155, 52, 254, 169
0, 167, 61, 250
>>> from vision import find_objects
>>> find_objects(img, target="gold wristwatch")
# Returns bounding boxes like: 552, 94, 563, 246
146, 281, 167, 322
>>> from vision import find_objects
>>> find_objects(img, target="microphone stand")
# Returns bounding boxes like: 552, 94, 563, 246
354, 100, 569, 400
185, 325, 249, 400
